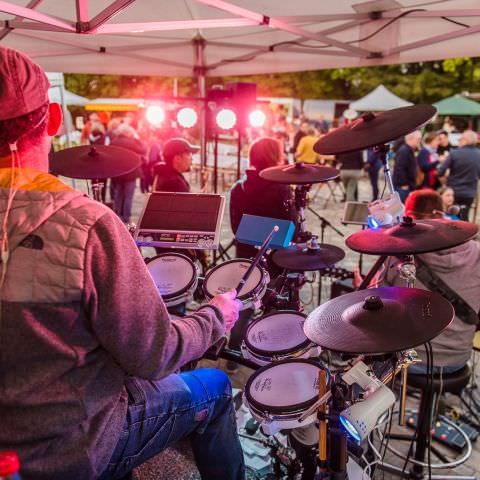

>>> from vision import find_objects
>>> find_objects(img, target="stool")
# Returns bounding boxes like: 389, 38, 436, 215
132, 440, 200, 480
376, 365, 475, 480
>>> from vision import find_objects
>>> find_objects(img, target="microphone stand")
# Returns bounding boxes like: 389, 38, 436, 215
307, 207, 345, 304
307, 207, 344, 244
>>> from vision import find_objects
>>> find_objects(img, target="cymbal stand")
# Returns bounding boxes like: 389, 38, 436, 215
325, 380, 350, 480
373, 143, 395, 196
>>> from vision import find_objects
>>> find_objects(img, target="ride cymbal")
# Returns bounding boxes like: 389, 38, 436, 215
259, 162, 339, 184
50, 145, 141, 180
304, 287, 454, 354
346, 218, 478, 255
272, 243, 345, 271
314, 104, 437, 155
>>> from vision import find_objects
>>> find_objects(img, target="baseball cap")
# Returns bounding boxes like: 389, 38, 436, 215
0, 46, 50, 121
163, 138, 200, 160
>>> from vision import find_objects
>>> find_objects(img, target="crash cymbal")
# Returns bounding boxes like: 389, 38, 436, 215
272, 243, 345, 271
259, 162, 339, 184
346, 218, 478, 255
314, 104, 437, 155
304, 287, 454, 354
50, 145, 141, 180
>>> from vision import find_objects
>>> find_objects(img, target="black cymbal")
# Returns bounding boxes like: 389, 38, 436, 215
314, 104, 437, 155
346, 218, 478, 255
272, 244, 345, 271
50, 145, 141, 180
259, 162, 339, 184
304, 287, 454, 354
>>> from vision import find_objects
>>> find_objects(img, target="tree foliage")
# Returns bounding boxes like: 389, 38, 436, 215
65, 57, 480, 105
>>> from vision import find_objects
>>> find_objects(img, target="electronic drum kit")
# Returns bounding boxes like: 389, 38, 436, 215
51, 105, 479, 480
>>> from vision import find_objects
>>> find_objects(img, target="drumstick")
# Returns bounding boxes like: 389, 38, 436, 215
318, 369, 328, 471
235, 225, 279, 295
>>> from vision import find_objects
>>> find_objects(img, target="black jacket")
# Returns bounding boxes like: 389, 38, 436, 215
230, 169, 297, 258
437, 145, 480, 199
152, 164, 190, 193
393, 143, 417, 191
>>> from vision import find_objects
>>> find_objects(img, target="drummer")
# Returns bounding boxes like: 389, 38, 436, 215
383, 189, 480, 373
0, 46, 244, 480
228, 137, 298, 364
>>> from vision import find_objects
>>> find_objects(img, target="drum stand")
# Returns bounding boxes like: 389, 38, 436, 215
91, 178, 105, 203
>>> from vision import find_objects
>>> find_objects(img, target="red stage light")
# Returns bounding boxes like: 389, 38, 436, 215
249, 109, 266, 128
177, 107, 198, 128
146, 105, 165, 126
215, 108, 237, 130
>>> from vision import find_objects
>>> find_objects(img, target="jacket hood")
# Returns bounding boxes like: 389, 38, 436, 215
0, 168, 84, 254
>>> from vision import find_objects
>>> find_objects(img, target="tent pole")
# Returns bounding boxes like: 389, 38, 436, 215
193, 35, 207, 190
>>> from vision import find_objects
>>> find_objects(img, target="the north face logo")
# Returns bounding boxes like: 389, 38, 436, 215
19, 234, 44, 250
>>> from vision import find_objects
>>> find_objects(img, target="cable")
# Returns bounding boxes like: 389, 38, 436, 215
212, 7, 472, 70
424, 341, 434, 480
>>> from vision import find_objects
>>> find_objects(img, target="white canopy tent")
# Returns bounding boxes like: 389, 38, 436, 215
349, 84, 412, 111
0, 1, 479, 79
48, 86, 89, 106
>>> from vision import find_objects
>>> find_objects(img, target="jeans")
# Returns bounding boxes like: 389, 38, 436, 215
99, 369, 245, 480
112, 179, 137, 223
368, 162, 382, 200
340, 169, 362, 201
396, 187, 411, 203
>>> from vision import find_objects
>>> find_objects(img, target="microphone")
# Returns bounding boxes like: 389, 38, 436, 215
446, 205, 464, 216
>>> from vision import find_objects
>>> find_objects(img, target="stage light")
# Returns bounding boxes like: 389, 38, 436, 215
146, 105, 165, 126
249, 109, 266, 128
215, 108, 237, 130
340, 386, 395, 442
339, 361, 395, 443
177, 107, 198, 128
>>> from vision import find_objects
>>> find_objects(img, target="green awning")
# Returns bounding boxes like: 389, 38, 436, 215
433, 94, 480, 116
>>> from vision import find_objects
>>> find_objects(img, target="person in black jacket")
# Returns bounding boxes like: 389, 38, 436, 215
152, 137, 199, 192
110, 123, 146, 223
393, 130, 421, 202
230, 136, 297, 259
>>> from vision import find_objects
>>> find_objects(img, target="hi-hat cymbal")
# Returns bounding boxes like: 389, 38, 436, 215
304, 287, 454, 354
272, 243, 345, 271
346, 218, 478, 255
314, 104, 437, 155
259, 162, 339, 184
50, 145, 141, 180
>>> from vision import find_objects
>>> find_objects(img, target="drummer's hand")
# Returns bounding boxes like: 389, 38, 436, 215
209, 289, 242, 331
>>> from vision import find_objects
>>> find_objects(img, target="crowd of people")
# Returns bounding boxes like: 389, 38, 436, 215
392, 128, 480, 221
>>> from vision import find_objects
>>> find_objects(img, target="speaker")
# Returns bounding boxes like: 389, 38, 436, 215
226, 82, 257, 105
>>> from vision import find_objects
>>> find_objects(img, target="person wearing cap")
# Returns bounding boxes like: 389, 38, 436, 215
152, 137, 199, 192
0, 46, 244, 480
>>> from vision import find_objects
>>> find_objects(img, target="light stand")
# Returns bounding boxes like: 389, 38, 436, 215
91, 178, 105, 203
